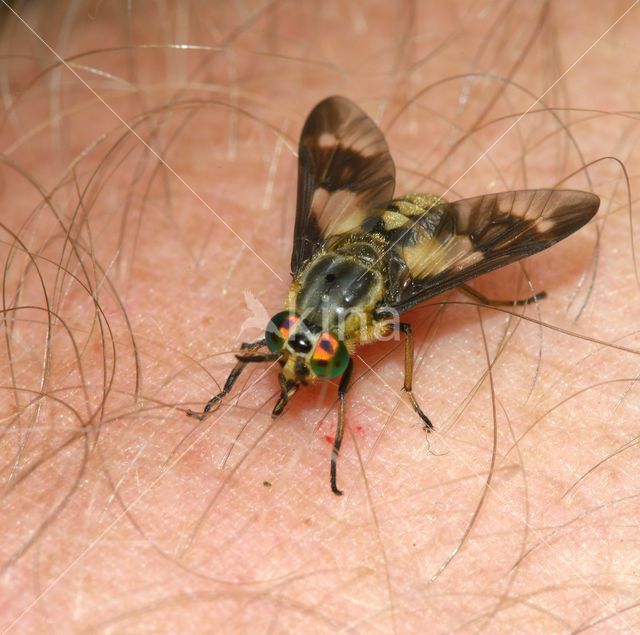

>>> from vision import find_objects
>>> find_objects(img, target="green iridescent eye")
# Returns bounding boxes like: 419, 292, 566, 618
311, 332, 350, 379
265, 311, 299, 353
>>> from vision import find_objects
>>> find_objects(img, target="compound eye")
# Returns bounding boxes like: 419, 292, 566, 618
310, 332, 349, 380
265, 311, 299, 353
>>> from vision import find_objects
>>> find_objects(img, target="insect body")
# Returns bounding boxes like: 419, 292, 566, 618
189, 96, 600, 495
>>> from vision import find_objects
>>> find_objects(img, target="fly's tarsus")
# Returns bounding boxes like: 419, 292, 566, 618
331, 357, 354, 496
187, 338, 268, 419
399, 322, 433, 432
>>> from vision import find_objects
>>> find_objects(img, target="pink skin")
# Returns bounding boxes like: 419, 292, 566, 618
1, 2, 639, 633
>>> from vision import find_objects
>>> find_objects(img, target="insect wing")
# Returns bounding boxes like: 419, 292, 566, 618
292, 96, 396, 274
386, 189, 600, 313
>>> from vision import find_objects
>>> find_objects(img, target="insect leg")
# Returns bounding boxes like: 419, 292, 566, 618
272, 374, 298, 417
238, 338, 268, 351
331, 357, 354, 496
187, 338, 268, 419
460, 283, 546, 307
398, 323, 433, 432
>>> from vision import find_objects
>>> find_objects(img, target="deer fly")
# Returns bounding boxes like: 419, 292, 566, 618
188, 96, 600, 495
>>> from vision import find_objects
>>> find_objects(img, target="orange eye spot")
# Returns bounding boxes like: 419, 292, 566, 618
279, 315, 299, 339
312, 332, 338, 362
266, 312, 299, 353
311, 332, 350, 380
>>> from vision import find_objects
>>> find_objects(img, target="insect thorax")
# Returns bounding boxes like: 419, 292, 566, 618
287, 235, 388, 344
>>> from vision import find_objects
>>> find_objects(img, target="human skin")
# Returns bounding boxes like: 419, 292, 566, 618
1, 1, 639, 633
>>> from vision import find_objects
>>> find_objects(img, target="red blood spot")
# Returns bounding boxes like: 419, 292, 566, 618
355, 424, 364, 435
323, 435, 334, 445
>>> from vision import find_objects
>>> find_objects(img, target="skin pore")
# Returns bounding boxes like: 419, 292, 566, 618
1, 1, 639, 633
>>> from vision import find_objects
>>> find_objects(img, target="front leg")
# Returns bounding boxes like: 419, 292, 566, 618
187, 338, 268, 420
330, 357, 354, 496
397, 323, 433, 432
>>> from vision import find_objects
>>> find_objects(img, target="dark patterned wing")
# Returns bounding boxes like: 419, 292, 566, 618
291, 96, 396, 274
382, 189, 600, 313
